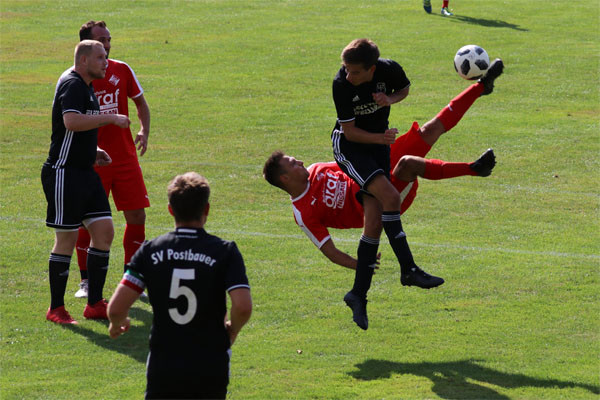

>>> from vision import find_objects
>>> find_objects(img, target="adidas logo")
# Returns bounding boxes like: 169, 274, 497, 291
395, 231, 406, 239
352, 95, 360, 102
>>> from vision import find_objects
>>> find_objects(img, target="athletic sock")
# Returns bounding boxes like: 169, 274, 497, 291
49, 253, 71, 309
436, 83, 484, 131
443, 0, 449, 8
86, 247, 110, 305
75, 227, 90, 279
381, 211, 415, 274
123, 223, 145, 273
351, 235, 380, 298
423, 159, 478, 180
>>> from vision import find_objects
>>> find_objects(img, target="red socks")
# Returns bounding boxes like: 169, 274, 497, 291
76, 227, 90, 277
443, 0, 449, 8
424, 159, 477, 180
436, 83, 484, 132
123, 223, 145, 265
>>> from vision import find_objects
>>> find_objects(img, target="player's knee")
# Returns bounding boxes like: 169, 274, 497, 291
393, 156, 419, 181
124, 209, 146, 225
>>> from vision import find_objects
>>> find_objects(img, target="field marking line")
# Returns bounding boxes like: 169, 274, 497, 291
3, 216, 598, 261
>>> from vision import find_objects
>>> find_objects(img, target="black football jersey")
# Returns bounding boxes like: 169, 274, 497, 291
332, 58, 410, 134
46, 70, 100, 169
125, 228, 250, 352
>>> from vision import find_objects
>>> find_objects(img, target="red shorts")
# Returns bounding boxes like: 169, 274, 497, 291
390, 122, 432, 214
95, 160, 150, 211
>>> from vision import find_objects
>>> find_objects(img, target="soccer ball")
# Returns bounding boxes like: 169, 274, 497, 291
454, 45, 489, 80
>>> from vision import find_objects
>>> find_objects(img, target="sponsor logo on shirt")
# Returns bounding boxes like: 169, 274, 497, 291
108, 74, 120, 86
95, 89, 120, 115
322, 171, 346, 209
354, 102, 381, 116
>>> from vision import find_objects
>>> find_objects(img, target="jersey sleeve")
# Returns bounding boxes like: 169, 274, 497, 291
332, 79, 355, 124
121, 242, 147, 293
60, 80, 88, 115
224, 241, 250, 292
123, 62, 144, 99
292, 205, 331, 249
388, 60, 411, 92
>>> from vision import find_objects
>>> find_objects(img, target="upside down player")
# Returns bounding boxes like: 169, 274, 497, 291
64, 21, 151, 298
264, 59, 503, 328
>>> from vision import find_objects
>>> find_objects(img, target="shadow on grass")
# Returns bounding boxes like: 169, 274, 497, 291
435, 13, 529, 31
65, 305, 152, 364
349, 359, 599, 399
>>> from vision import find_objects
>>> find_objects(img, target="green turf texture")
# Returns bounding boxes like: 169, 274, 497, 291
1, 0, 598, 398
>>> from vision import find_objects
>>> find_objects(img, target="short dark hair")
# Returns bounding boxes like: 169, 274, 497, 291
263, 151, 286, 189
341, 38, 380, 69
79, 20, 107, 41
167, 172, 210, 222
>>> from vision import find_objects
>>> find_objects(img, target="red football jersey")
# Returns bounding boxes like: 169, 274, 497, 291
93, 59, 144, 165
291, 162, 364, 248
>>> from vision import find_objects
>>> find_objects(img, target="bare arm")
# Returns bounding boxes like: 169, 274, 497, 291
226, 287, 252, 345
372, 86, 410, 107
319, 238, 357, 270
63, 112, 130, 132
107, 284, 140, 338
132, 94, 151, 156
320, 239, 380, 271
340, 120, 397, 145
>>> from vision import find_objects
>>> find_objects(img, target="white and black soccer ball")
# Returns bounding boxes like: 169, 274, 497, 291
454, 45, 490, 80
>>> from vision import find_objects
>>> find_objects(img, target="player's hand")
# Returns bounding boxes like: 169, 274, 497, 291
108, 318, 130, 339
225, 320, 239, 345
95, 148, 112, 166
381, 128, 398, 145
134, 131, 149, 156
372, 92, 392, 107
112, 114, 131, 129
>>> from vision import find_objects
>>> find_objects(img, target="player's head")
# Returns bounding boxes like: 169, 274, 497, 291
341, 38, 379, 86
80, 20, 111, 57
167, 172, 210, 224
74, 40, 108, 80
263, 151, 309, 192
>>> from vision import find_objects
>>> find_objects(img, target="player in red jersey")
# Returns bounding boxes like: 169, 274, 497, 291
263, 77, 500, 272
68, 21, 151, 298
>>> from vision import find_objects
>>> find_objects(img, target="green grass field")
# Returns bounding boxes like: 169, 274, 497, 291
1, 0, 599, 398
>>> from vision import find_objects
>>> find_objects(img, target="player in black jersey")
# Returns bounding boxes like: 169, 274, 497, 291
108, 172, 252, 399
42, 40, 131, 325
331, 39, 443, 330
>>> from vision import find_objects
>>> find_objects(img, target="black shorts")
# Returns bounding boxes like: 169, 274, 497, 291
41, 166, 111, 230
332, 128, 390, 190
146, 349, 231, 399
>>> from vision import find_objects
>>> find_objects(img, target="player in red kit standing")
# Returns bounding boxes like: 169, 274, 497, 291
64, 21, 151, 298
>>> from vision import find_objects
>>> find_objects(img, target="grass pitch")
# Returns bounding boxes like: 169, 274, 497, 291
1, 0, 599, 399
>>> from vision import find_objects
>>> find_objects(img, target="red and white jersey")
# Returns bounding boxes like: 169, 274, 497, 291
291, 162, 364, 248
93, 59, 144, 165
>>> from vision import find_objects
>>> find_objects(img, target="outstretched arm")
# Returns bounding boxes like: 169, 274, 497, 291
320, 239, 357, 270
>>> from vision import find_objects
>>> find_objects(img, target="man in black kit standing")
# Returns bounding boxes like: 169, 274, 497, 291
331, 38, 444, 330
42, 40, 130, 324
107, 172, 253, 399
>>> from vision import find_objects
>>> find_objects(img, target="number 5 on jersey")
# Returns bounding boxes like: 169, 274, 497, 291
169, 268, 197, 325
